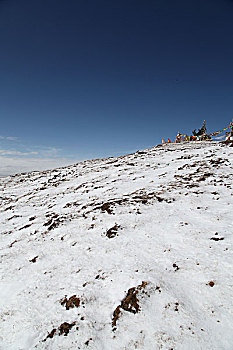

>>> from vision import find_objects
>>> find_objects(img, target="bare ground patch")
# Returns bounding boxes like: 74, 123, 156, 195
112, 281, 150, 330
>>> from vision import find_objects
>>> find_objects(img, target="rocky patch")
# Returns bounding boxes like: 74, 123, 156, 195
29, 256, 38, 263
43, 322, 76, 341
112, 281, 149, 330
60, 295, 80, 310
106, 224, 121, 238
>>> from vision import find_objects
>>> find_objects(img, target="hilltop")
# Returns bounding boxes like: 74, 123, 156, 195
0, 141, 233, 350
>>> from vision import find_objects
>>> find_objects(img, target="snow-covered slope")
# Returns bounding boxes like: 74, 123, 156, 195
0, 142, 233, 350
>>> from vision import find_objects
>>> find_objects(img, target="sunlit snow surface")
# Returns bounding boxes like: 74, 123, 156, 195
0, 142, 233, 350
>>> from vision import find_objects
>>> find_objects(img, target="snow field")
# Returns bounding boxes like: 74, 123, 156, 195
0, 141, 233, 349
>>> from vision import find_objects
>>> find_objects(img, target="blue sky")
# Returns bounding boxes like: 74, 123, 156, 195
0, 0, 233, 174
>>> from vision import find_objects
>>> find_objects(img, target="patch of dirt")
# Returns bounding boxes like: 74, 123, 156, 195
5, 206, 14, 211
208, 281, 215, 287
43, 328, 56, 341
58, 322, 76, 336
85, 338, 93, 346
64, 201, 79, 208
93, 191, 174, 215
29, 256, 38, 263
176, 155, 192, 160
43, 213, 66, 231
106, 224, 120, 238
43, 322, 76, 341
9, 240, 17, 248
174, 302, 179, 311
60, 295, 80, 310
209, 158, 227, 166
210, 237, 224, 241
7, 215, 22, 221
198, 173, 213, 182
19, 223, 32, 231
112, 281, 148, 329
100, 202, 115, 214
173, 263, 180, 271
178, 162, 198, 170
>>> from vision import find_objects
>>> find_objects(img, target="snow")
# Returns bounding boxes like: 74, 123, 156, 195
0, 141, 233, 349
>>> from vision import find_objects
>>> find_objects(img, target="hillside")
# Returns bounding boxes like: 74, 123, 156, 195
0, 141, 233, 350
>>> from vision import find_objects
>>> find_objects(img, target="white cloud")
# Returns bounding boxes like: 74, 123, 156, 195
0, 136, 19, 141
0, 138, 79, 175
0, 156, 79, 176
0, 145, 62, 157
0, 150, 38, 156
6, 136, 19, 141
38, 146, 61, 157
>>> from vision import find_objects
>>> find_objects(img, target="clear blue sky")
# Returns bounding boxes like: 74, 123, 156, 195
0, 0, 233, 169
